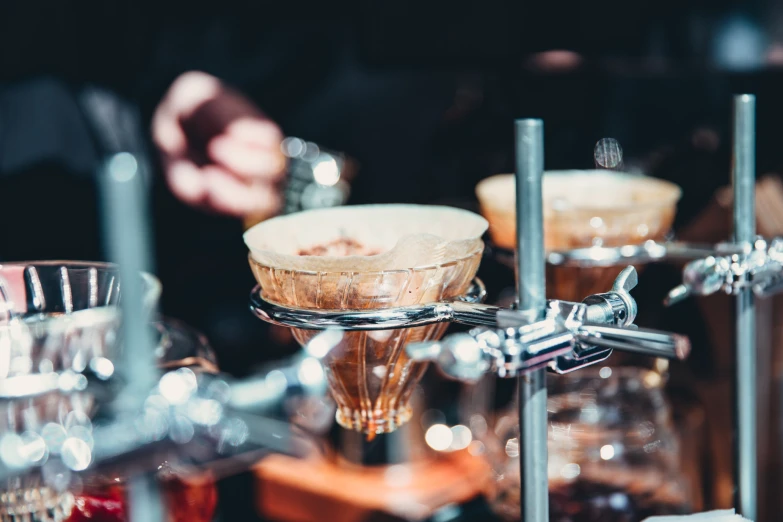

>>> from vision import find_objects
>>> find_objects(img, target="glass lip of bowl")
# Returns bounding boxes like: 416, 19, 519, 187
546, 367, 672, 440
0, 260, 162, 315
10, 306, 120, 330
476, 171, 683, 214
548, 365, 667, 389
246, 248, 483, 276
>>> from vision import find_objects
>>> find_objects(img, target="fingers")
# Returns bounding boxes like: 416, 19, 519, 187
152, 71, 223, 157
154, 71, 286, 179
152, 108, 188, 157
154, 71, 286, 218
165, 161, 281, 218
225, 118, 284, 146
202, 166, 282, 217
165, 160, 208, 206
207, 116, 286, 180
207, 132, 286, 180
161, 71, 223, 118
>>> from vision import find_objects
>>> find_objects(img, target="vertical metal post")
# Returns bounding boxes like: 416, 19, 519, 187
100, 152, 164, 522
514, 119, 548, 522
732, 94, 757, 521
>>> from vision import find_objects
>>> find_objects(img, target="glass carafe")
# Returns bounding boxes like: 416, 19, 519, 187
482, 367, 693, 521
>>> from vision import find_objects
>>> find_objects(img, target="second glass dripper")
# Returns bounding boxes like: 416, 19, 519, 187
476, 170, 681, 302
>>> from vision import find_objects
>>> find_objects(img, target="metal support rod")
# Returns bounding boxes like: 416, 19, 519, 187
732, 94, 757, 521
100, 152, 164, 522
101, 153, 159, 407
514, 119, 548, 522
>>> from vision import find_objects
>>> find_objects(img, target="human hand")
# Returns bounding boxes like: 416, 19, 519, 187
152, 71, 286, 218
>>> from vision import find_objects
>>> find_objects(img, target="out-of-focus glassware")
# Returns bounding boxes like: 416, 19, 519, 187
476, 170, 681, 302
66, 320, 220, 522
249, 252, 482, 436
68, 461, 218, 522
0, 262, 221, 522
0, 261, 161, 522
480, 367, 693, 521
0, 261, 161, 321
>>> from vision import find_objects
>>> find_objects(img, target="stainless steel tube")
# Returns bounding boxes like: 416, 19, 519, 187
732, 94, 757, 521
575, 324, 691, 360
101, 152, 159, 407
515, 119, 548, 522
100, 152, 164, 522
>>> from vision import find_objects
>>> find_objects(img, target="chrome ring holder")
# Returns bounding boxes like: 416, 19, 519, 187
249, 278, 498, 329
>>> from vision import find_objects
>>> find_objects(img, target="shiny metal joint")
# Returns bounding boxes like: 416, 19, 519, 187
407, 266, 691, 380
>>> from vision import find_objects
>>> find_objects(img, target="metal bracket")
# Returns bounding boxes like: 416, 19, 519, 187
666, 236, 783, 305
407, 266, 690, 381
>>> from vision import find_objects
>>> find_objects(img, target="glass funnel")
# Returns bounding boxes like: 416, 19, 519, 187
245, 204, 487, 437
250, 253, 481, 436
476, 170, 681, 302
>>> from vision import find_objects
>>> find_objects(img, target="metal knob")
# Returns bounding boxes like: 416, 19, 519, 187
583, 265, 638, 326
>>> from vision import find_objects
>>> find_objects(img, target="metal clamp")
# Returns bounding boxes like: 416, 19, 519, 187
405, 266, 690, 382
665, 236, 783, 305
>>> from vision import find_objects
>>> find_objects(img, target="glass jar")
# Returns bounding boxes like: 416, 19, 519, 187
66, 320, 220, 522
481, 367, 693, 521
68, 463, 217, 522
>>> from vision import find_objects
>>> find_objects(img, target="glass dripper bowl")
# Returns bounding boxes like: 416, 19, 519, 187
0, 261, 161, 522
245, 205, 487, 437
249, 254, 482, 436
476, 170, 681, 302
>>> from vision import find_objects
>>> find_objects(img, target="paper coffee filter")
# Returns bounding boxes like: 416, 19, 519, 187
244, 204, 488, 274
477, 170, 681, 215
476, 170, 681, 251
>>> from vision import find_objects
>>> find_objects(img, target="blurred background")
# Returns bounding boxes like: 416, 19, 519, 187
3, 0, 783, 519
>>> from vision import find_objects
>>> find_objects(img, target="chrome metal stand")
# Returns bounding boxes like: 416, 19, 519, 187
665, 95, 764, 520
99, 152, 165, 522
247, 121, 693, 521
514, 119, 548, 522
